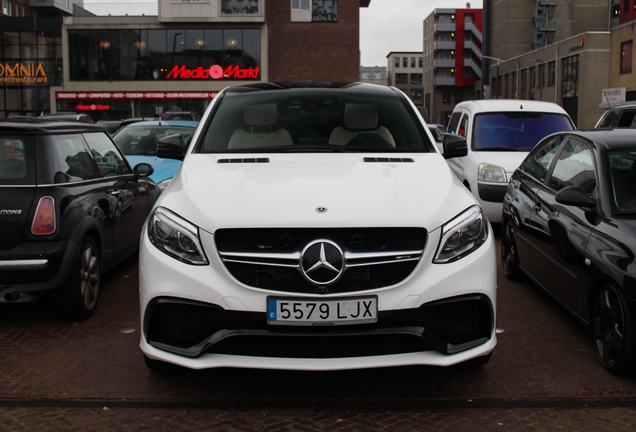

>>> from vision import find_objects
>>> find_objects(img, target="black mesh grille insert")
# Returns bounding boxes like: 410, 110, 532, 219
215, 228, 426, 294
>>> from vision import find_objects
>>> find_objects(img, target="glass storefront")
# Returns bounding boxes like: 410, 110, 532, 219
68, 28, 261, 81
0, 18, 63, 118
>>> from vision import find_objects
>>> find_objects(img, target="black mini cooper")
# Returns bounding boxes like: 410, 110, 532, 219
0, 120, 158, 319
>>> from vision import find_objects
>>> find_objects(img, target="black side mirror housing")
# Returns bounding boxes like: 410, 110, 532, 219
133, 162, 154, 178
555, 186, 597, 208
157, 134, 186, 161
442, 133, 468, 159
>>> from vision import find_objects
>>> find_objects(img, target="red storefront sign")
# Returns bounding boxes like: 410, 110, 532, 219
166, 64, 260, 80
56, 92, 218, 100
75, 104, 111, 111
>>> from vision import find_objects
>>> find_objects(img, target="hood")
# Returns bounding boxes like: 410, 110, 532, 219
157, 153, 478, 233
473, 151, 528, 174
125, 155, 182, 184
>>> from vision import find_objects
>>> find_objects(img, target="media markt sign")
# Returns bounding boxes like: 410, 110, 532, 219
0, 63, 48, 84
166, 64, 260, 80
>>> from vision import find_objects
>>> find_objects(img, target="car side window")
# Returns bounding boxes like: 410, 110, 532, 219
548, 138, 596, 195
617, 109, 636, 127
521, 135, 564, 182
51, 135, 101, 183
447, 112, 462, 135
84, 132, 131, 177
597, 110, 619, 128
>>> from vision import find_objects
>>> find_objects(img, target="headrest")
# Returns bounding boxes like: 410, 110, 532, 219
344, 103, 378, 130
244, 103, 277, 126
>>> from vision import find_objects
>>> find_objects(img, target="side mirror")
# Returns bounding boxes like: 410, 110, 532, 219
133, 162, 154, 178
442, 133, 468, 159
555, 186, 597, 208
157, 134, 186, 161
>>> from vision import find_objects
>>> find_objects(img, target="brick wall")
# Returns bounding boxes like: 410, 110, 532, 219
266, 0, 361, 82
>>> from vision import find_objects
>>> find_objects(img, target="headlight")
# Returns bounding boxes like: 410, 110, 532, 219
156, 178, 173, 192
147, 207, 208, 265
478, 163, 507, 183
434, 206, 488, 264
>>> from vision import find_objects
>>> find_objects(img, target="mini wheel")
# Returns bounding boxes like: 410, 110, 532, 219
52, 236, 100, 320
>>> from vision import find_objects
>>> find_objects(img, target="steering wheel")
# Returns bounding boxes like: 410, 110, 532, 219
346, 134, 394, 149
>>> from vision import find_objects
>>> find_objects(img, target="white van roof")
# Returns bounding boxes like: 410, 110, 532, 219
453, 99, 569, 115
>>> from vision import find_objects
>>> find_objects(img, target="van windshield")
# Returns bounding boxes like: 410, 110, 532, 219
473, 112, 573, 152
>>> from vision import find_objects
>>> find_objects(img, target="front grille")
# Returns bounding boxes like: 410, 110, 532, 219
215, 228, 427, 294
223, 260, 417, 294
145, 295, 493, 359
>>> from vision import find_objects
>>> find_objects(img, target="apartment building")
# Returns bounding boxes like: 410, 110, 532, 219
422, 8, 483, 126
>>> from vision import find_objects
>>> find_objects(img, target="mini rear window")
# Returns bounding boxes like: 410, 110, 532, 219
0, 136, 36, 185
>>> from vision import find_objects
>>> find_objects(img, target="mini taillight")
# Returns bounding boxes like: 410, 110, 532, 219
31, 196, 56, 235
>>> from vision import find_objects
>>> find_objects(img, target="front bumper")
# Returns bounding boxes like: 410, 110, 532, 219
139, 223, 497, 370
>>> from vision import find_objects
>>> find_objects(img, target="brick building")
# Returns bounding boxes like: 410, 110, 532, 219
1, 0, 370, 121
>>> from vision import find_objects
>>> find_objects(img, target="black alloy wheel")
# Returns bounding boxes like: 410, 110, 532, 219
591, 284, 636, 374
501, 219, 521, 280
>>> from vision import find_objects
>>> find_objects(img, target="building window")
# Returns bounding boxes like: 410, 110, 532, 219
410, 73, 422, 84
222, 0, 258, 15
291, 0, 311, 22
394, 57, 400, 68
68, 28, 261, 81
402, 57, 408, 68
547, 61, 556, 86
3, 0, 11, 15
419, 57, 423, 68
312, 0, 337, 22
395, 73, 407, 85
443, 91, 451, 104
455, 91, 463, 104
562, 55, 579, 98
410, 57, 415, 68
621, 40, 633, 74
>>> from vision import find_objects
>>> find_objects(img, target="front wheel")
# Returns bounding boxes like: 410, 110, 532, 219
591, 284, 636, 374
501, 219, 521, 280
52, 236, 101, 320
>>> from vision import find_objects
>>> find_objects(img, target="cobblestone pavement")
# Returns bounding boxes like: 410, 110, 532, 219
1, 237, 636, 431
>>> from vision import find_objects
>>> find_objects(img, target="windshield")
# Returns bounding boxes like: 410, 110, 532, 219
609, 149, 636, 214
114, 126, 196, 156
198, 93, 432, 153
473, 112, 573, 152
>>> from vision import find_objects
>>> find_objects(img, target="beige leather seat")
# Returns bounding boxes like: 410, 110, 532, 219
228, 103, 292, 149
328, 103, 395, 146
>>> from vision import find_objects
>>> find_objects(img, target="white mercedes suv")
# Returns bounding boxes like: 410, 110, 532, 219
139, 82, 497, 372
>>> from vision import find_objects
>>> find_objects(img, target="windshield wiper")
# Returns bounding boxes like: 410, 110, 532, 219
478, 147, 521, 152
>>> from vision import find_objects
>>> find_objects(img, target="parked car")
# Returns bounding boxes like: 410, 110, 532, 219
446, 100, 574, 223
161, 111, 199, 121
139, 82, 497, 372
40, 113, 94, 124
112, 120, 198, 190
594, 102, 636, 128
0, 119, 158, 319
501, 129, 636, 373
427, 124, 444, 143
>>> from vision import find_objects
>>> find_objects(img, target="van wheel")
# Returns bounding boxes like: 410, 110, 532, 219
52, 236, 100, 320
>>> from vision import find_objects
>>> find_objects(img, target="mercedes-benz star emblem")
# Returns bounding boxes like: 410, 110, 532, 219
301, 240, 344, 285
316, 207, 328, 214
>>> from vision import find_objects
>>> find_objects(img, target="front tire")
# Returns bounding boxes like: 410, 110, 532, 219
591, 284, 636, 374
501, 219, 521, 280
52, 236, 101, 320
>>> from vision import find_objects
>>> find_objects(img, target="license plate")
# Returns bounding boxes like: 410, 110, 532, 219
267, 296, 378, 326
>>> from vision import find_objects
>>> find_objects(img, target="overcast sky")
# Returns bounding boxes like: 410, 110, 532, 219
82, 0, 484, 67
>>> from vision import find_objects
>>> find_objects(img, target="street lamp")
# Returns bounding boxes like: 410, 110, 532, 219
479, 54, 504, 99
532, 58, 544, 101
